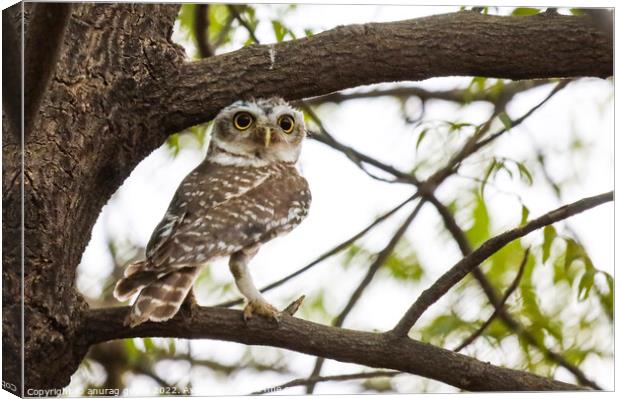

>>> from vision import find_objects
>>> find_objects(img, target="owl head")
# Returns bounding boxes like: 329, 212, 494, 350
209, 97, 306, 165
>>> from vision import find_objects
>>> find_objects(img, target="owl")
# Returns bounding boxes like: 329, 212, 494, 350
113, 98, 311, 327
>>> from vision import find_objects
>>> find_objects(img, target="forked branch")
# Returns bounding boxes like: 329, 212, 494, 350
391, 191, 613, 337
84, 305, 581, 391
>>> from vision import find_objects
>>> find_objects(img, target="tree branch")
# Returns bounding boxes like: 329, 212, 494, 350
252, 371, 400, 394
307, 199, 425, 392
337, 200, 424, 327
228, 5, 260, 44
194, 4, 213, 58
83, 306, 583, 391
302, 104, 418, 185
453, 248, 530, 352
304, 80, 555, 106
150, 11, 611, 134
473, 80, 571, 150
391, 191, 613, 337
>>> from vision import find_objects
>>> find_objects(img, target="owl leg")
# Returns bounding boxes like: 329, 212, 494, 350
229, 247, 280, 323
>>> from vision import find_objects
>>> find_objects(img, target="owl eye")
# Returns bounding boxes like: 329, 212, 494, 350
278, 115, 295, 134
233, 112, 254, 130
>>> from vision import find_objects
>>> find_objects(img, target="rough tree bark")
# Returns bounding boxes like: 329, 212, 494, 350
1, 3, 612, 394
3, 4, 185, 394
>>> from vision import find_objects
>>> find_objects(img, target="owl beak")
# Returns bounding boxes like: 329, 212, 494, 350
263, 127, 272, 148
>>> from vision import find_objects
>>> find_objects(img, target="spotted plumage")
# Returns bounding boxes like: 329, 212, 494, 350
114, 98, 311, 326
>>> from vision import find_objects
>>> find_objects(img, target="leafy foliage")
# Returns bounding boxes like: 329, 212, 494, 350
341, 240, 424, 283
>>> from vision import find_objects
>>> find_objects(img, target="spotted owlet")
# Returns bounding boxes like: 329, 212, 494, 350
113, 98, 311, 327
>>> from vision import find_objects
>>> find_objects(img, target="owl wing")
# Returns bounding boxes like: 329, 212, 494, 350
144, 162, 274, 266
148, 165, 311, 269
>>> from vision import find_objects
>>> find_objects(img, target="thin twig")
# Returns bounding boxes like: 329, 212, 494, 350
211, 13, 234, 49
453, 248, 530, 352
474, 80, 571, 151
306, 199, 426, 393
390, 191, 612, 336
426, 80, 570, 187
252, 371, 400, 395
535, 149, 583, 241
215, 193, 419, 308
228, 5, 260, 44
335, 199, 426, 327
302, 104, 419, 185
304, 80, 556, 107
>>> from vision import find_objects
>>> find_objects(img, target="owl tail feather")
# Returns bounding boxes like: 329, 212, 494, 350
124, 259, 149, 277
124, 266, 199, 328
113, 269, 158, 302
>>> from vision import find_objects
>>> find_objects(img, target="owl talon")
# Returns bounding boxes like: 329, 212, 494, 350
243, 299, 281, 324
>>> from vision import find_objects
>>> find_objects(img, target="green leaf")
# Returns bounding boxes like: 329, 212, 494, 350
596, 272, 613, 319
383, 241, 424, 281
466, 193, 491, 247
178, 4, 196, 38
166, 133, 180, 156
271, 20, 286, 42
415, 128, 428, 153
446, 121, 475, 132
495, 161, 513, 179
542, 225, 556, 264
483, 318, 511, 344
564, 347, 590, 365
516, 161, 533, 185
487, 80, 506, 101
341, 244, 373, 269
498, 112, 513, 130
480, 159, 498, 198
577, 267, 595, 301
210, 5, 234, 49
564, 238, 582, 270
168, 338, 176, 355
487, 239, 524, 287
421, 313, 471, 345
520, 205, 530, 225
511, 7, 541, 16
468, 76, 488, 93
124, 339, 140, 364
143, 337, 156, 353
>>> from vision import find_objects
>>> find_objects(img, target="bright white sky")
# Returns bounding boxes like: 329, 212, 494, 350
65, 2, 614, 397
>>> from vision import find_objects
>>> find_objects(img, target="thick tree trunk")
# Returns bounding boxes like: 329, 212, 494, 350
3, 4, 185, 392
3, 4, 24, 395
1, 3, 612, 393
